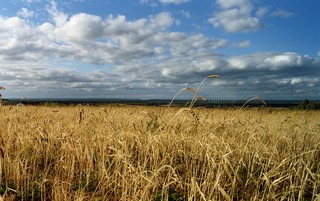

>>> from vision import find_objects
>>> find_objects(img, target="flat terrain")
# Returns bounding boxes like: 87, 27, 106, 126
0, 105, 319, 200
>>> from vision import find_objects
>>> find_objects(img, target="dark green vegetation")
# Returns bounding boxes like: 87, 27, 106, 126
295, 99, 320, 110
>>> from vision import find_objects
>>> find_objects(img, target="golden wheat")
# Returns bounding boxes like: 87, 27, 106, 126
0, 105, 319, 200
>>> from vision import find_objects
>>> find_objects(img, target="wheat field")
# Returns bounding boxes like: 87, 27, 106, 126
0, 105, 319, 200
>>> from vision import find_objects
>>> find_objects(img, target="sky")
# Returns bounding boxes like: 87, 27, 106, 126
0, 0, 319, 100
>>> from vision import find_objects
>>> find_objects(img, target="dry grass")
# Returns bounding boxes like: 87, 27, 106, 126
0, 105, 319, 200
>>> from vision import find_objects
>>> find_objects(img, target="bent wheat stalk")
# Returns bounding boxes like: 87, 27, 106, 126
158, 74, 220, 134
189, 74, 220, 109
166, 87, 196, 110
231, 96, 267, 121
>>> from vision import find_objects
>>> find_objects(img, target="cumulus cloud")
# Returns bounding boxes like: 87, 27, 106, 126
0, 5, 227, 66
208, 1, 297, 33
57, 13, 105, 40
208, 0, 262, 33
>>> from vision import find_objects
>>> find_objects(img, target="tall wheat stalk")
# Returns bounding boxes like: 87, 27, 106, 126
188, 74, 220, 108
160, 75, 220, 133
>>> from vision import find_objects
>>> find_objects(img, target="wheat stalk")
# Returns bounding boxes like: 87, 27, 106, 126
158, 75, 220, 133
238, 96, 267, 111
189, 74, 220, 108
166, 87, 196, 109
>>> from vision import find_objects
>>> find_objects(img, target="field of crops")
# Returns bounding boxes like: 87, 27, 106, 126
0, 105, 319, 200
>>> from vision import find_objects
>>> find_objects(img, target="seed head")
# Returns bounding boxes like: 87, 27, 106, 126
185, 87, 196, 94
207, 74, 220, 78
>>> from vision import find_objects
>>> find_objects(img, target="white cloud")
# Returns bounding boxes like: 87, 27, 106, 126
291, 78, 302, 85
227, 52, 315, 70
159, 0, 191, 4
17, 8, 34, 18
235, 40, 250, 48
57, 13, 104, 40
0, 16, 37, 42
263, 53, 313, 70
209, 0, 262, 33
149, 12, 175, 29
271, 10, 295, 18
140, 0, 190, 6
216, 0, 250, 9
37, 9, 226, 63
22, 0, 40, 3
256, 7, 268, 18
179, 10, 191, 18
47, 0, 68, 27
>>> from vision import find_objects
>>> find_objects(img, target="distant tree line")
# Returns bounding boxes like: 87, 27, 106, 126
295, 99, 320, 110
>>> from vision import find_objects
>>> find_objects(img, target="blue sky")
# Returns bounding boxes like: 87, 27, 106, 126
0, 0, 319, 100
